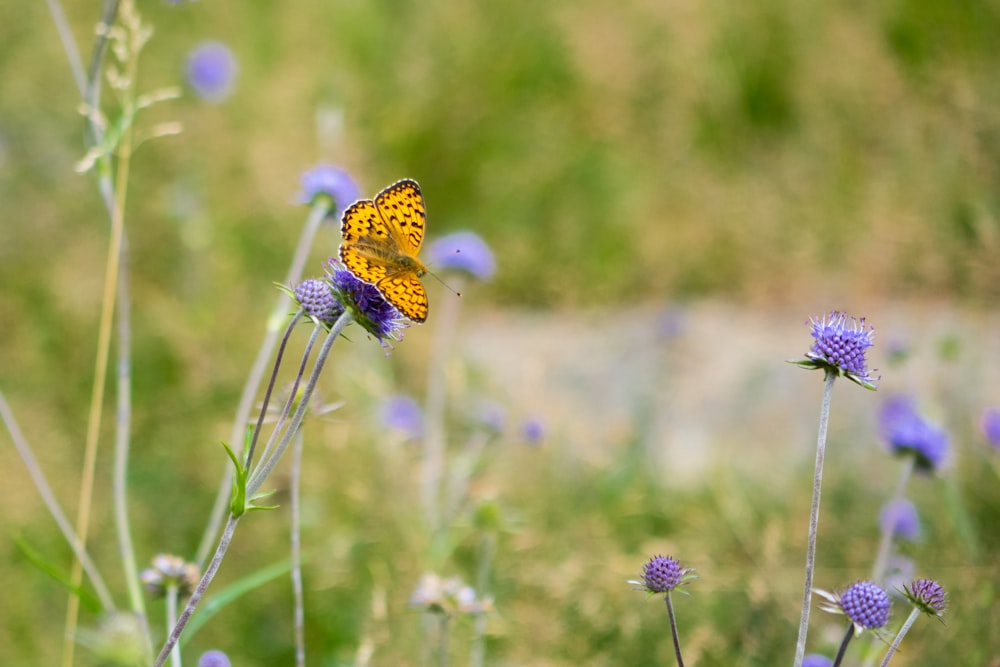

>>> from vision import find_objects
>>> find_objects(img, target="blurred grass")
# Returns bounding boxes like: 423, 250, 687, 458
2, 0, 1000, 665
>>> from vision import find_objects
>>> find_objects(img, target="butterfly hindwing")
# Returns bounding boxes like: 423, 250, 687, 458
377, 272, 428, 323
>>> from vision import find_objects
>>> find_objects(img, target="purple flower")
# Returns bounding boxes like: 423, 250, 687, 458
818, 581, 891, 633
425, 231, 496, 281
879, 395, 949, 473
631, 555, 695, 595
879, 498, 921, 541
295, 278, 342, 326
903, 579, 947, 618
802, 655, 832, 667
325, 260, 409, 345
980, 407, 1000, 449
519, 417, 544, 445
186, 41, 236, 103
476, 400, 506, 434
791, 311, 878, 389
198, 650, 232, 667
299, 165, 361, 220
380, 395, 423, 439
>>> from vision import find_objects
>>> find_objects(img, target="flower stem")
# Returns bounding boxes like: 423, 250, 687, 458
469, 530, 496, 667
793, 370, 837, 667
665, 593, 686, 667
291, 428, 306, 667
877, 608, 919, 667
196, 200, 332, 566
831, 624, 855, 667
871, 456, 914, 584
165, 585, 181, 667
153, 514, 241, 667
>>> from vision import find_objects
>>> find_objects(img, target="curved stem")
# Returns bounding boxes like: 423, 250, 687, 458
196, 201, 332, 566
871, 457, 915, 584
793, 370, 837, 667
831, 624, 855, 667
878, 608, 919, 667
291, 429, 306, 667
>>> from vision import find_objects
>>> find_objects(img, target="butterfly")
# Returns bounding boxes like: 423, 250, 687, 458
339, 179, 429, 323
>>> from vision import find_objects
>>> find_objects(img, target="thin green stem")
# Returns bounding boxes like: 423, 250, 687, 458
469, 531, 496, 667
437, 615, 450, 667
165, 585, 181, 667
0, 392, 115, 610
291, 429, 306, 667
878, 608, 920, 667
871, 457, 915, 584
196, 201, 332, 566
665, 593, 686, 667
248, 312, 352, 497
793, 370, 837, 667
43, 0, 87, 95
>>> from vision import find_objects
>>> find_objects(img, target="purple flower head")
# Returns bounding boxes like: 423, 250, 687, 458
802, 655, 832, 667
198, 650, 232, 667
380, 395, 423, 439
818, 581, 891, 633
630, 555, 695, 595
186, 41, 236, 103
879, 498, 921, 541
791, 311, 878, 389
903, 579, 947, 618
299, 165, 361, 220
295, 278, 343, 326
476, 400, 506, 434
879, 395, 949, 473
425, 231, 496, 281
980, 407, 1000, 449
519, 417, 544, 446
325, 260, 409, 346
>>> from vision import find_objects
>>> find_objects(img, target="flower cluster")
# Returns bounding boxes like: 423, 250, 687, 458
903, 578, 947, 618
139, 554, 200, 597
878, 395, 949, 473
817, 581, 891, 633
791, 311, 878, 389
631, 555, 696, 595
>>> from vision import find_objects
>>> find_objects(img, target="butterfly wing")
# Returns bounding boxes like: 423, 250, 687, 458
339, 198, 391, 285
377, 271, 428, 323
374, 179, 426, 258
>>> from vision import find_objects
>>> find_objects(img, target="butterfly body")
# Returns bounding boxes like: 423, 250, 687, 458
339, 179, 429, 323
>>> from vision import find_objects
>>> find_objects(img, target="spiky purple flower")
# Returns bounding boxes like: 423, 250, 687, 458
819, 581, 891, 632
791, 311, 878, 389
425, 231, 496, 281
903, 579, 947, 618
186, 41, 236, 103
879, 395, 949, 473
299, 165, 361, 220
879, 498, 921, 541
631, 555, 695, 595
325, 260, 409, 345
295, 278, 342, 326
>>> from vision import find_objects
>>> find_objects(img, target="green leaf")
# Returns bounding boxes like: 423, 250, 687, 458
13, 534, 104, 614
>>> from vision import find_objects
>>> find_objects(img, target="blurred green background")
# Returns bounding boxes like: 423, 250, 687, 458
2, 0, 999, 665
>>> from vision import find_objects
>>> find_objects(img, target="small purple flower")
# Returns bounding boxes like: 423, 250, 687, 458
476, 400, 506, 434
903, 579, 947, 618
519, 417, 544, 445
980, 407, 1000, 449
198, 650, 232, 667
186, 41, 236, 103
380, 395, 423, 439
879, 395, 949, 473
325, 260, 409, 345
630, 555, 695, 595
791, 311, 878, 389
818, 581, 891, 633
802, 655, 832, 667
299, 165, 361, 220
295, 278, 342, 326
879, 499, 921, 541
425, 231, 496, 281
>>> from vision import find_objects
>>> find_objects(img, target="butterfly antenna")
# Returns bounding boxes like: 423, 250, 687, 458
427, 269, 462, 298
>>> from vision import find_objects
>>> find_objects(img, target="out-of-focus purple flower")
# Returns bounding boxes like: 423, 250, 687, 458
186, 41, 236, 103
476, 400, 506, 434
299, 165, 361, 220
198, 650, 232, 667
326, 260, 409, 345
519, 417, 544, 445
878, 395, 949, 473
655, 305, 686, 340
879, 499, 921, 541
980, 407, 1000, 449
380, 395, 423, 439
790, 311, 878, 389
425, 231, 495, 281
802, 655, 832, 667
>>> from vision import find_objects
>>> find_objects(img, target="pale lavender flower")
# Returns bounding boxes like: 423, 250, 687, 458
879, 395, 949, 473
879, 498, 921, 541
380, 395, 423, 439
186, 41, 236, 103
425, 231, 496, 281
299, 165, 360, 220
198, 650, 232, 667
802, 655, 832, 667
980, 407, 1000, 449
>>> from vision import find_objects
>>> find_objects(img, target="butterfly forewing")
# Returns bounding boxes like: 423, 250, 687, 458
374, 179, 426, 258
